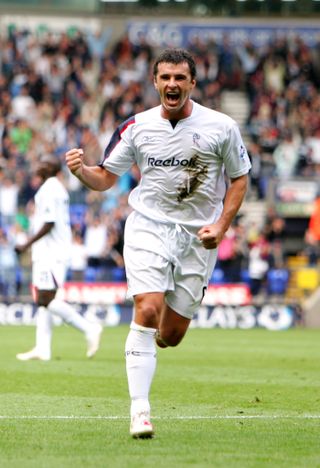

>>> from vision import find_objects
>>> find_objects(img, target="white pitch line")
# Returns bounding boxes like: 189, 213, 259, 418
0, 415, 320, 420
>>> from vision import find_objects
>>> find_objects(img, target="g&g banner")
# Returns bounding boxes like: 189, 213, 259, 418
127, 21, 320, 49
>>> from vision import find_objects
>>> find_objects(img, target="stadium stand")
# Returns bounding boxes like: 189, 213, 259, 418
0, 19, 320, 302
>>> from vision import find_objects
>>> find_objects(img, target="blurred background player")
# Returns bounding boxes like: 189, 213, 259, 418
15, 155, 102, 361
65, 48, 251, 438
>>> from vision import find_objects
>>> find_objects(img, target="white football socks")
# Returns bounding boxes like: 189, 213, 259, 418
125, 321, 157, 417
35, 306, 52, 359
47, 298, 94, 335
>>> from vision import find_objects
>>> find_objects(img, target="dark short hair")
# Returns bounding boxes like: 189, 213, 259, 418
39, 154, 62, 175
153, 48, 196, 80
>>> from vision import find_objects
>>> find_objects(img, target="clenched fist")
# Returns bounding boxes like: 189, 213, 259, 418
65, 148, 84, 177
197, 224, 225, 249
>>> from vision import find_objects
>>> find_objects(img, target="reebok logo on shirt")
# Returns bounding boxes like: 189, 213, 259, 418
148, 156, 198, 168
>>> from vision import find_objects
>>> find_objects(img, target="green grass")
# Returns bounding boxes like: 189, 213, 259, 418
0, 325, 320, 467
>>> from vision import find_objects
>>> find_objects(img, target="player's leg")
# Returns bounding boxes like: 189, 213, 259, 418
125, 292, 165, 438
156, 303, 191, 348
156, 233, 218, 348
35, 306, 53, 359
124, 262, 170, 437
46, 296, 102, 358
123, 213, 177, 437
16, 288, 54, 361
43, 260, 102, 358
17, 261, 102, 360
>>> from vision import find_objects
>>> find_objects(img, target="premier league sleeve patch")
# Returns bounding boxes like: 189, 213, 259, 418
239, 144, 248, 161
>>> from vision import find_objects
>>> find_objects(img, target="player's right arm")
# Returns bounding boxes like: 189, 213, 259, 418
15, 222, 54, 254
65, 148, 118, 191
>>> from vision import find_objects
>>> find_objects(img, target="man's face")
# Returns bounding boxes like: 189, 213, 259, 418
154, 61, 196, 119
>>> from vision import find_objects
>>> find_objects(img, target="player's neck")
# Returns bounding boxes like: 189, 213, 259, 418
161, 99, 193, 121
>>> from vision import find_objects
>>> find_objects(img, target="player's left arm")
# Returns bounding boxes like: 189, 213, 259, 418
198, 174, 248, 249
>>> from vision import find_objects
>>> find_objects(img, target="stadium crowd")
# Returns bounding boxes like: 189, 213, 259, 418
0, 25, 320, 299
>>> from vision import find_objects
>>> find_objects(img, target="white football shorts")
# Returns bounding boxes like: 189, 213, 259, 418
32, 259, 68, 291
124, 211, 218, 319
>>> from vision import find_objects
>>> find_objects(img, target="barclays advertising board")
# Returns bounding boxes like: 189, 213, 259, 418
0, 302, 299, 331
0, 284, 299, 330
127, 21, 320, 48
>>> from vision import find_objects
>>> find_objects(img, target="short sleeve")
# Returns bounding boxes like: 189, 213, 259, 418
221, 122, 251, 178
100, 117, 136, 176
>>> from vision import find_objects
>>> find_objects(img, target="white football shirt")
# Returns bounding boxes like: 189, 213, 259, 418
101, 101, 251, 229
31, 177, 72, 263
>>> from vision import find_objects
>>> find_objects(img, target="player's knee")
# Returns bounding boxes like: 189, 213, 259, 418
137, 302, 159, 327
37, 290, 56, 307
159, 328, 184, 347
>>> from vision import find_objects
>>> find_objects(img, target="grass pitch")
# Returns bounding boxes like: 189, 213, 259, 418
0, 325, 319, 467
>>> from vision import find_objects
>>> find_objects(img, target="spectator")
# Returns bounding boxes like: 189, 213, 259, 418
84, 213, 108, 268
263, 54, 286, 95
17, 173, 41, 207
100, 227, 125, 281
0, 227, 18, 298
1, 24, 320, 297
11, 83, 37, 122
264, 207, 286, 243
302, 228, 319, 266
247, 141, 263, 199
305, 127, 320, 167
9, 118, 33, 154
0, 173, 18, 227
236, 41, 259, 101
309, 195, 320, 244
216, 226, 238, 282
79, 124, 103, 166
248, 233, 270, 297
86, 27, 112, 62
272, 130, 300, 179
69, 229, 88, 281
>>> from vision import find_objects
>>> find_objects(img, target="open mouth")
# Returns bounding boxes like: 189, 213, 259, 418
166, 91, 180, 105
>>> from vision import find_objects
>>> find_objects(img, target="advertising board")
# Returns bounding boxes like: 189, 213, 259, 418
0, 283, 298, 330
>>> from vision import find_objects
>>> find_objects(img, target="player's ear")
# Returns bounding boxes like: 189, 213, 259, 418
153, 77, 158, 90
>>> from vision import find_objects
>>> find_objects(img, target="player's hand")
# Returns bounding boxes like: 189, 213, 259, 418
65, 148, 84, 177
15, 244, 27, 255
197, 224, 225, 250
